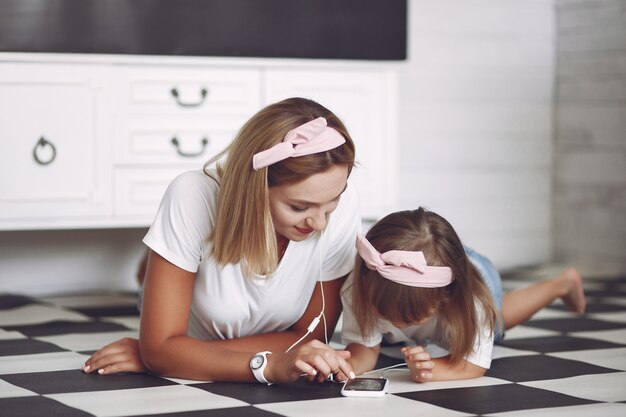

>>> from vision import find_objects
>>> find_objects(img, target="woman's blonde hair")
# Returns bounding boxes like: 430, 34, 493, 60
204, 97, 355, 276
350, 207, 498, 364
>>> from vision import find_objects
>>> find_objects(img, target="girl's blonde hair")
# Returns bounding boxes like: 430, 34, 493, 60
351, 207, 498, 364
204, 97, 355, 276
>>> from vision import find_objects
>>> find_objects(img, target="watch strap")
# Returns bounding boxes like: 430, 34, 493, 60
250, 351, 272, 385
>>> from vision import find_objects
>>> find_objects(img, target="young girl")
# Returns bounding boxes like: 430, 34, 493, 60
341, 207, 586, 382
83, 98, 360, 384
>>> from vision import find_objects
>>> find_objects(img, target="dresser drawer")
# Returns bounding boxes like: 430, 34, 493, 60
113, 168, 192, 219
116, 66, 261, 115
114, 114, 244, 165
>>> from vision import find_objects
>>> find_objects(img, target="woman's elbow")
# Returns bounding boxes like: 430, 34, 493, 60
139, 339, 170, 375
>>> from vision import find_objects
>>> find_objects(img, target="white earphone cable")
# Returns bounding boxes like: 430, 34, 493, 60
285, 231, 327, 353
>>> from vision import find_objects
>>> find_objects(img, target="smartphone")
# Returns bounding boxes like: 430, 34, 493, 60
340, 377, 388, 397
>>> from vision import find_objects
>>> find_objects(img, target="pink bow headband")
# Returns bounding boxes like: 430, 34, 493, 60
252, 117, 346, 170
355, 235, 454, 288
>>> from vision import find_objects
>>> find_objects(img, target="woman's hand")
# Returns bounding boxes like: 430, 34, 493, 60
402, 345, 434, 382
266, 340, 355, 384
83, 337, 147, 375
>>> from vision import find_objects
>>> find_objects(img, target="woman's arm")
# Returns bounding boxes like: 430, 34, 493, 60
86, 250, 353, 383
402, 346, 486, 382
141, 251, 353, 382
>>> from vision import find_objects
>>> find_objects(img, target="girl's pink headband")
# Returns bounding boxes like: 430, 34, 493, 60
252, 117, 346, 170
355, 235, 454, 288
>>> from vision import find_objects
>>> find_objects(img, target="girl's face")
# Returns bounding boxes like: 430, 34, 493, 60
269, 164, 349, 242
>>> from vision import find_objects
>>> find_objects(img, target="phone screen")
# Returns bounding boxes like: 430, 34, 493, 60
342, 378, 387, 391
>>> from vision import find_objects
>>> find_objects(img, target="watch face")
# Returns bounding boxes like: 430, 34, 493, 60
250, 354, 264, 370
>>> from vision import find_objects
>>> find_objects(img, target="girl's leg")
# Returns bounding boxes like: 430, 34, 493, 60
501, 267, 585, 329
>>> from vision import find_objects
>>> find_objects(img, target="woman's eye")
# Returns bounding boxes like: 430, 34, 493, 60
290, 206, 307, 213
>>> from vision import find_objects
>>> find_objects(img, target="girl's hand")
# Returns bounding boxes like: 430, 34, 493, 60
267, 340, 355, 384
82, 337, 147, 375
401, 345, 434, 382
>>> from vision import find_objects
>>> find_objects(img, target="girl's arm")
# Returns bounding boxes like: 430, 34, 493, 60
345, 343, 380, 377
86, 250, 353, 383
402, 346, 486, 382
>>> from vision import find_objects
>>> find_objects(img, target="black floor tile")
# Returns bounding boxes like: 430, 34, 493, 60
0, 338, 68, 356
498, 335, 626, 353
72, 305, 139, 318
395, 383, 597, 415
193, 378, 343, 404
486, 354, 619, 382
0, 294, 37, 310
3, 320, 132, 337
0, 396, 93, 417
1, 369, 176, 394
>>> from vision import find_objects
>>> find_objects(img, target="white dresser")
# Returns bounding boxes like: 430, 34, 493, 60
0, 53, 399, 230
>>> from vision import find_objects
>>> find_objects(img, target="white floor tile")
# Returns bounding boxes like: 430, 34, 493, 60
521, 372, 626, 402
570, 328, 626, 345
101, 316, 141, 330
547, 347, 626, 371
0, 378, 37, 398
0, 329, 26, 340
46, 385, 248, 417
383, 370, 510, 394
491, 345, 537, 359
504, 325, 560, 340
485, 402, 626, 417
256, 394, 473, 417
35, 330, 138, 352
602, 297, 626, 307
0, 305, 89, 326
528, 308, 576, 320
587, 311, 626, 324
0, 351, 89, 375
163, 376, 213, 385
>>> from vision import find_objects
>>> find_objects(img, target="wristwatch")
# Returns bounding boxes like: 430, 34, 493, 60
250, 351, 272, 384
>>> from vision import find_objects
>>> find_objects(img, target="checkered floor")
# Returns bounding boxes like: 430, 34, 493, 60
1, 274, 626, 417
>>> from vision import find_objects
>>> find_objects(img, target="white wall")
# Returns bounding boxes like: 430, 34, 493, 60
553, 0, 626, 272
0, 229, 145, 295
395, 0, 556, 270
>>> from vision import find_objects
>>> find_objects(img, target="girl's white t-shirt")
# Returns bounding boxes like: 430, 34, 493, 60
340, 276, 495, 369
143, 169, 360, 341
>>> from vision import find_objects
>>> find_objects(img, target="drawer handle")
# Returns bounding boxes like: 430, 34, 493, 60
171, 136, 209, 157
32, 136, 57, 165
170, 87, 208, 107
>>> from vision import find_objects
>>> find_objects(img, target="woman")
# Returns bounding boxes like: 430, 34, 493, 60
83, 98, 360, 384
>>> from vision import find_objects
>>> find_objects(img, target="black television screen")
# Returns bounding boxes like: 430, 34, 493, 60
0, 0, 407, 60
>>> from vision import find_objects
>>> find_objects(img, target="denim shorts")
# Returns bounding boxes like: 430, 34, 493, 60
464, 246, 504, 341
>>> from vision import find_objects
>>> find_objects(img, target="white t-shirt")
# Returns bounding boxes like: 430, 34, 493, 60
143, 169, 361, 341
340, 276, 495, 369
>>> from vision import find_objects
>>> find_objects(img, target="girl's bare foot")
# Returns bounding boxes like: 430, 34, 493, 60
560, 268, 586, 315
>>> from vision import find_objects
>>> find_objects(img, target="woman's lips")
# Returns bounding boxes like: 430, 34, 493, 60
294, 226, 314, 234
